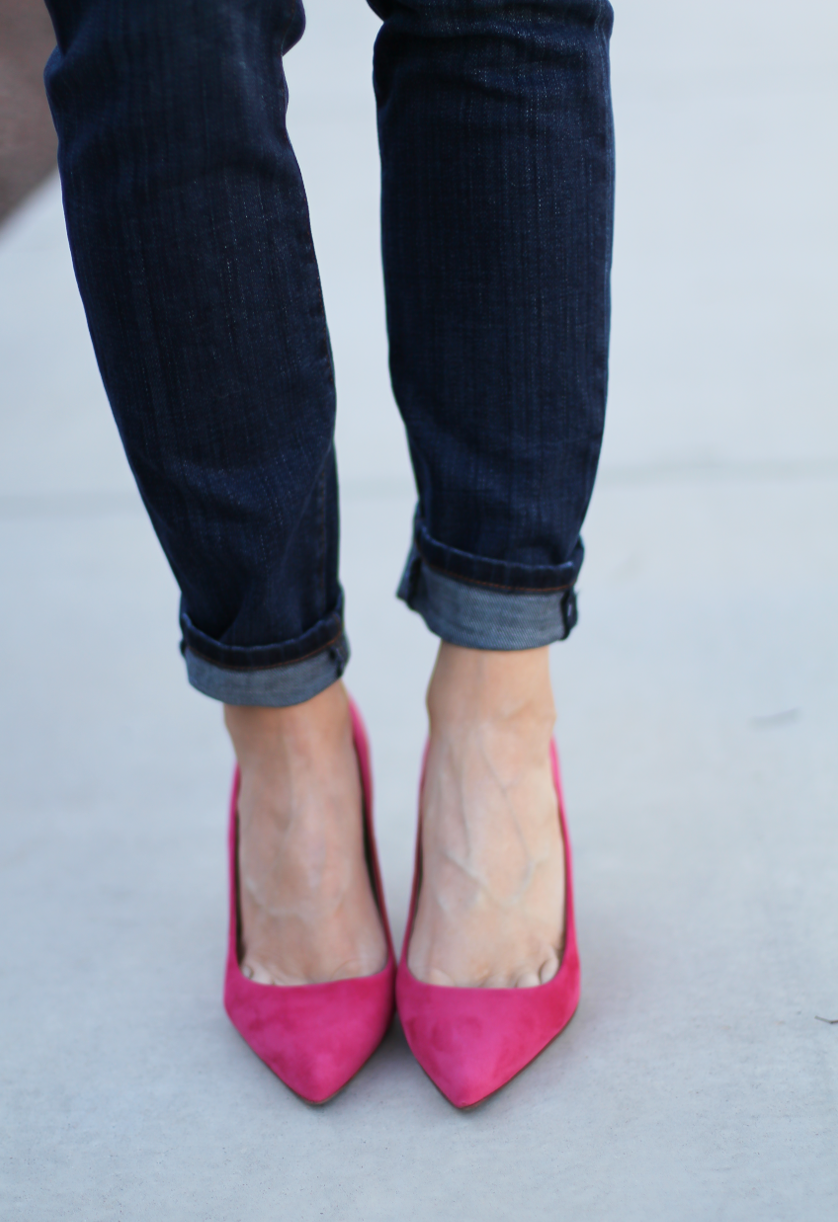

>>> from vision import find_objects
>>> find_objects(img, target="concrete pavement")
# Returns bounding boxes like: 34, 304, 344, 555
1, 1, 837, 1217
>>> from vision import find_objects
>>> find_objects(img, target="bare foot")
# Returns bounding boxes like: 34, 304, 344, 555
408, 644, 565, 988
224, 683, 387, 985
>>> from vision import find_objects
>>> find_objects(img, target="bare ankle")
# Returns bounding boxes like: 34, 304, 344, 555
426, 643, 556, 748
224, 681, 352, 772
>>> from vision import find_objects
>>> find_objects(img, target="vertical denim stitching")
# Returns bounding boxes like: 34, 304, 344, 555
318, 451, 327, 618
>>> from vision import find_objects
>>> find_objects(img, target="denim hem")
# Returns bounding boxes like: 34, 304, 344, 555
184, 634, 350, 706
398, 543, 578, 650
410, 519, 583, 593
179, 589, 346, 671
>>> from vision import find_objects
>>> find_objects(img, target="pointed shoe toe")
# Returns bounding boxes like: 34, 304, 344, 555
396, 741, 580, 1109
397, 942, 580, 1108
225, 964, 395, 1104
223, 700, 396, 1104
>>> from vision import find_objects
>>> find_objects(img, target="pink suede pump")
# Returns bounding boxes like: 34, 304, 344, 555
223, 701, 396, 1104
396, 740, 580, 1109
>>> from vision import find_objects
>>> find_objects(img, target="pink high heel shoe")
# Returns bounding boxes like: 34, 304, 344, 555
224, 701, 396, 1104
396, 740, 580, 1108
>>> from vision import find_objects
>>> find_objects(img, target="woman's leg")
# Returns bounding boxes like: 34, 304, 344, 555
371, 0, 614, 984
44, 0, 385, 982
225, 687, 386, 985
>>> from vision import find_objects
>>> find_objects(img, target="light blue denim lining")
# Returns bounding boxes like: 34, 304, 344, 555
399, 551, 576, 650
184, 638, 348, 707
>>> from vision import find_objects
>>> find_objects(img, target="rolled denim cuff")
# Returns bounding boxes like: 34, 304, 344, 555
179, 597, 349, 707
398, 520, 581, 650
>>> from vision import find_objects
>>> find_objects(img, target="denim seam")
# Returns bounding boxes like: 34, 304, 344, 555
184, 630, 344, 673
417, 550, 574, 596
317, 458, 327, 616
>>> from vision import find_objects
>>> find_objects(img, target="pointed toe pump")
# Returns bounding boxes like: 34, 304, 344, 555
395, 741, 580, 1109
223, 700, 396, 1104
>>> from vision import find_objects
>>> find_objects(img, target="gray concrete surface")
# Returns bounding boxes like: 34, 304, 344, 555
1, 1, 837, 1218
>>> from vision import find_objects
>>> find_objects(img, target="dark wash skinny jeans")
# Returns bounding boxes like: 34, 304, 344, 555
44, 0, 615, 706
